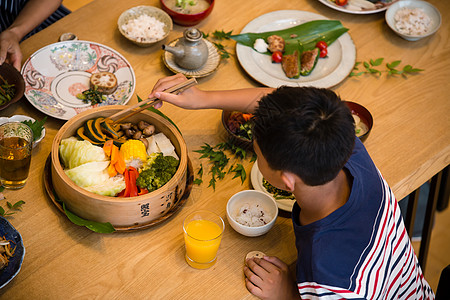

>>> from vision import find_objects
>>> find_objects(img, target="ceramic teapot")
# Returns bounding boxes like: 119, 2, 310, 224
162, 28, 208, 70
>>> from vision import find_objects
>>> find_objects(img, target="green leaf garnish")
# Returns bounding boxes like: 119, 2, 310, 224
52, 189, 115, 233
193, 178, 203, 185
62, 203, 115, 233
194, 141, 253, 190
231, 20, 348, 53
22, 116, 47, 142
349, 58, 423, 78
0, 199, 25, 217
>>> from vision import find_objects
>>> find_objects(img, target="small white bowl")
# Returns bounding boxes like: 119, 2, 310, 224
226, 190, 278, 237
118, 6, 172, 47
0, 115, 45, 148
385, 0, 441, 41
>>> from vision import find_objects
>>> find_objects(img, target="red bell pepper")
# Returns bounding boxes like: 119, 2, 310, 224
117, 167, 140, 197
128, 167, 138, 197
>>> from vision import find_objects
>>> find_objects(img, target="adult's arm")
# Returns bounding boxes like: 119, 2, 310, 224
0, 0, 62, 69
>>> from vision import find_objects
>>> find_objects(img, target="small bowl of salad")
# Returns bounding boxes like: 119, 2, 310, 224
222, 111, 253, 150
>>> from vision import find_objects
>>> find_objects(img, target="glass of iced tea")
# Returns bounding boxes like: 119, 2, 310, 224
0, 122, 33, 189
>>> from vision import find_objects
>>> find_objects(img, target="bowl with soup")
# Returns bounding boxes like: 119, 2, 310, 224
344, 101, 373, 142
160, 0, 214, 26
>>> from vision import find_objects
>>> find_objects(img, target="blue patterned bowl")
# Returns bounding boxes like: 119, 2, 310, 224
0, 217, 25, 289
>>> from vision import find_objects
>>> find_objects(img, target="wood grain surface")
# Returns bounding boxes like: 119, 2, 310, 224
0, 0, 448, 298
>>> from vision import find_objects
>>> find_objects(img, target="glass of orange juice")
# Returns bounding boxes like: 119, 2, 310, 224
183, 210, 225, 269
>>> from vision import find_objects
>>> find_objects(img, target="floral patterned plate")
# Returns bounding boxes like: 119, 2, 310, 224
318, 0, 398, 15
21, 41, 135, 120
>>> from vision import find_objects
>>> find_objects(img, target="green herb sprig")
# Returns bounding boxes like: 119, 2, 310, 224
193, 141, 256, 190
0, 187, 25, 217
350, 58, 424, 77
203, 30, 233, 59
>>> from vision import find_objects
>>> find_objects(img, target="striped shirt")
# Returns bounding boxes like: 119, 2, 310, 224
292, 138, 434, 299
0, 0, 70, 39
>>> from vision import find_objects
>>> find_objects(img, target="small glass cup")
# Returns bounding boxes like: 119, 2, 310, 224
0, 122, 33, 189
183, 210, 225, 269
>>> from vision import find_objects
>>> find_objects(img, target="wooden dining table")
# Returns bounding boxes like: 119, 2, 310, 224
1, 0, 449, 298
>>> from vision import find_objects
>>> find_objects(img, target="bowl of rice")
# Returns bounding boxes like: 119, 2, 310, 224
226, 190, 278, 237
385, 0, 441, 41
118, 6, 173, 47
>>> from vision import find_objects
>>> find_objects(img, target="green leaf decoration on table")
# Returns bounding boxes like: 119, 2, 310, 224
137, 95, 181, 134
62, 203, 115, 234
350, 58, 424, 77
230, 20, 349, 53
52, 188, 115, 233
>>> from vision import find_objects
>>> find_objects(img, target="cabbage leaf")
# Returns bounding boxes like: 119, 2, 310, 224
59, 137, 107, 169
64, 161, 126, 196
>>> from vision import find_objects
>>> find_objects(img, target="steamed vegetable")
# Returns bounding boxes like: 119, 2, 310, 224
59, 137, 107, 169
64, 161, 125, 196
136, 153, 179, 192
120, 140, 148, 164
117, 167, 148, 197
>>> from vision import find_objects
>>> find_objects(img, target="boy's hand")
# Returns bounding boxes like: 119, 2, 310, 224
244, 256, 300, 300
149, 73, 204, 109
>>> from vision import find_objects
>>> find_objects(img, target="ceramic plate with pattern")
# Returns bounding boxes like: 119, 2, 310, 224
318, 0, 398, 14
21, 41, 135, 120
0, 217, 25, 289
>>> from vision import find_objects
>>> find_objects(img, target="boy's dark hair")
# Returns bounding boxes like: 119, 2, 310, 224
252, 86, 355, 186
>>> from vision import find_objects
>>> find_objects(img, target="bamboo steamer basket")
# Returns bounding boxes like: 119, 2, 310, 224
51, 105, 188, 227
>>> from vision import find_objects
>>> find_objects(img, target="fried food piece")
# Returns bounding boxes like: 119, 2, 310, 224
267, 35, 285, 53
281, 50, 300, 78
90, 72, 118, 94
300, 48, 319, 76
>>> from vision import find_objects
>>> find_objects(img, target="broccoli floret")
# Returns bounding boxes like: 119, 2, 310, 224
136, 153, 179, 192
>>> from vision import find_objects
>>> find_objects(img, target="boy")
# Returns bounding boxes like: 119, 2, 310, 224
151, 74, 434, 299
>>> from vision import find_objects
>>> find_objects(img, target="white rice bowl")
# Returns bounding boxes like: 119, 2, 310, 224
394, 7, 431, 35
226, 190, 278, 237
118, 6, 172, 47
385, 0, 441, 41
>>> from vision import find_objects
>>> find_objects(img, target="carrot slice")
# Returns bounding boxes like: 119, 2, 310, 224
110, 144, 120, 165
115, 151, 126, 174
107, 162, 117, 177
103, 139, 114, 157
242, 113, 253, 122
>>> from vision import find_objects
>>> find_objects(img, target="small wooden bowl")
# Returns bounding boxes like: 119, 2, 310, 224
221, 110, 253, 150
0, 63, 25, 110
51, 105, 188, 227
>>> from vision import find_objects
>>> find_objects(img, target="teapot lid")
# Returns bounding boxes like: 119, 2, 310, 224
184, 28, 202, 42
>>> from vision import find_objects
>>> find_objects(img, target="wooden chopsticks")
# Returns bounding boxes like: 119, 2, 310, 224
107, 78, 197, 124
